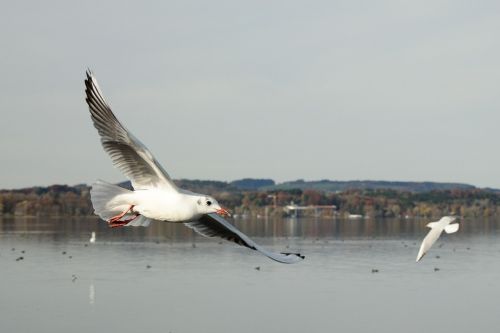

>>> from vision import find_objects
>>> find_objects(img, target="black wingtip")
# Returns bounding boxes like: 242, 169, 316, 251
281, 252, 305, 260
84, 69, 92, 87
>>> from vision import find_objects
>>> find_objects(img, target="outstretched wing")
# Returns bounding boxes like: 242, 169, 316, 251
416, 227, 443, 262
185, 213, 304, 264
84, 70, 178, 192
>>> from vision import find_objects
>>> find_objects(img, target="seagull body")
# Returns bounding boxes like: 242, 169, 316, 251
108, 186, 207, 222
84, 71, 304, 264
416, 216, 459, 262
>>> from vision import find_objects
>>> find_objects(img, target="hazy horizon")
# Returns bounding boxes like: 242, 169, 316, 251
1, 1, 499, 189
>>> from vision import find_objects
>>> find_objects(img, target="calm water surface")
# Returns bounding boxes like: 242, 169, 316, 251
1, 216, 500, 333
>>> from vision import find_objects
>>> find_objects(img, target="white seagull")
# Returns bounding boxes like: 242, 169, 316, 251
416, 216, 459, 262
84, 71, 304, 264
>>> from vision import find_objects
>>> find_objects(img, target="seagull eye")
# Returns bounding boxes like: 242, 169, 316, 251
206, 200, 212, 206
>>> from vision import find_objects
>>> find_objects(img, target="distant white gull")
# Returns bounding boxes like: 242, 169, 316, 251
84, 71, 304, 264
416, 216, 459, 262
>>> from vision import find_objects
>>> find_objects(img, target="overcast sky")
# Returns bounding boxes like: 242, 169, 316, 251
1, 0, 499, 189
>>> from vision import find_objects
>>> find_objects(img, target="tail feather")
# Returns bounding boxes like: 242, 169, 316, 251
90, 180, 133, 221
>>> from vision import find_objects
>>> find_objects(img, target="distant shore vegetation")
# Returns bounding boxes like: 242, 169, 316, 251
0, 179, 498, 219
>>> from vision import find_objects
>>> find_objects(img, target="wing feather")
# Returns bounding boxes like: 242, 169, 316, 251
185, 213, 304, 264
84, 70, 178, 192
416, 227, 443, 262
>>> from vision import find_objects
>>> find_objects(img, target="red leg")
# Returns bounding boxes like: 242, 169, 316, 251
108, 205, 134, 223
109, 221, 129, 228
108, 205, 138, 228
109, 213, 140, 228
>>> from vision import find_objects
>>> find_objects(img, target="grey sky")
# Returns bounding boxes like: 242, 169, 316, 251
1, 1, 499, 189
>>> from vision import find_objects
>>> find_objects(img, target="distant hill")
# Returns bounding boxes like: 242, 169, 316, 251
75, 178, 489, 193
5, 179, 487, 195
263, 179, 478, 193
229, 178, 275, 190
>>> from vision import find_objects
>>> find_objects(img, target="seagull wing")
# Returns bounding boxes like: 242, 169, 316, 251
444, 223, 459, 234
416, 227, 443, 262
84, 71, 178, 192
184, 213, 305, 264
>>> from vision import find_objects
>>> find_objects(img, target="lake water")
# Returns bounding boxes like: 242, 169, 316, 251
1, 216, 500, 333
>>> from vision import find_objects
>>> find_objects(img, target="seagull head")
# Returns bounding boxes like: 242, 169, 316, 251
197, 196, 231, 217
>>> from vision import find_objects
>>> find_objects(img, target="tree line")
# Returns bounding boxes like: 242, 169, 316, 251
1, 183, 498, 218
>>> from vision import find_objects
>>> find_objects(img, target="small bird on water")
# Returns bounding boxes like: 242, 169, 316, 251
89, 231, 96, 243
84, 71, 304, 264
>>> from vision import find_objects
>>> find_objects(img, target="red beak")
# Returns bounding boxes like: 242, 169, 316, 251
216, 207, 231, 217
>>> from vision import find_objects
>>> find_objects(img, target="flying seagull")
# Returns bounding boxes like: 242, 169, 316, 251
84, 71, 304, 264
416, 216, 459, 262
